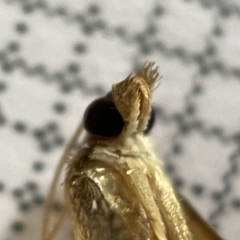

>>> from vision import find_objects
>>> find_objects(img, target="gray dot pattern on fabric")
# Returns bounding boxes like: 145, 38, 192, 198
0, 1, 240, 240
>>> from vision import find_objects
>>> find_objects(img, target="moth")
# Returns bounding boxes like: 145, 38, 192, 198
41, 62, 222, 240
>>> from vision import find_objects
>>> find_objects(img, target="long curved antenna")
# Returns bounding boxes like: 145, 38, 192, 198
43, 206, 69, 240
41, 121, 84, 240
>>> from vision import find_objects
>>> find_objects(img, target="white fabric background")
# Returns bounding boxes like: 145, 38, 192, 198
0, 0, 240, 239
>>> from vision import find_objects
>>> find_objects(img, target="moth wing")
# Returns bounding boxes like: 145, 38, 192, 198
41, 122, 85, 240
177, 193, 223, 240
146, 156, 223, 240
65, 157, 156, 240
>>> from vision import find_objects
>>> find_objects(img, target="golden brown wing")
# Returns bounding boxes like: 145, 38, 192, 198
145, 154, 223, 240
65, 157, 155, 240
177, 194, 223, 240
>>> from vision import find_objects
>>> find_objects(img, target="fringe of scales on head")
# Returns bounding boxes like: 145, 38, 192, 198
112, 61, 160, 137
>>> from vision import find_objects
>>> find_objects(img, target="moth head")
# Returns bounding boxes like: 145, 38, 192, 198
112, 61, 159, 136
83, 62, 158, 138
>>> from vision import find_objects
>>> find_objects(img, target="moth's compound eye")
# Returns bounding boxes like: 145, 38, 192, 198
143, 107, 156, 135
83, 97, 124, 137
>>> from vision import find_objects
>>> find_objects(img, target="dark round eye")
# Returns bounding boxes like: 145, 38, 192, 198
144, 107, 156, 135
83, 97, 124, 137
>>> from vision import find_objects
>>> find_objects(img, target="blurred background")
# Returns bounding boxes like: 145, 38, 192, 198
0, 0, 240, 239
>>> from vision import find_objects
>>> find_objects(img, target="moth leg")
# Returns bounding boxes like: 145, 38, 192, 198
41, 122, 84, 240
